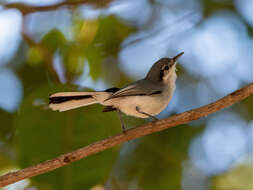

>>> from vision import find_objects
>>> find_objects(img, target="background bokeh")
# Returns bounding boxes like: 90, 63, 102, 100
0, 0, 253, 189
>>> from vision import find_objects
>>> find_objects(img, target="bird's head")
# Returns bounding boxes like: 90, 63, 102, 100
145, 52, 184, 83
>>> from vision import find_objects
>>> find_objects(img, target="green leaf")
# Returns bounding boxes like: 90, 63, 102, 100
41, 29, 66, 52
211, 162, 253, 190
93, 15, 136, 55
26, 46, 44, 66
61, 43, 85, 80
86, 47, 102, 81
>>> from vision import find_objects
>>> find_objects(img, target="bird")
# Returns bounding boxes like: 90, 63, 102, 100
49, 52, 184, 132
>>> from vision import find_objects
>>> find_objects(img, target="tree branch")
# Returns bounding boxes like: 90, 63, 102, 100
4, 0, 113, 15
0, 83, 253, 187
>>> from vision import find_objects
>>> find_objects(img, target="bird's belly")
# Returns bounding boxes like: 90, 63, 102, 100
110, 96, 170, 118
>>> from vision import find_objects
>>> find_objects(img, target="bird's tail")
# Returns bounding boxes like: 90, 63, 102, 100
49, 92, 109, 112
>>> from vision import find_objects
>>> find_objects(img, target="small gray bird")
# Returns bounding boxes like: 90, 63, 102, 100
49, 52, 184, 131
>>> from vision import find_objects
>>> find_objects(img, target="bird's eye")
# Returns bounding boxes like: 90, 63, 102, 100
164, 65, 169, 70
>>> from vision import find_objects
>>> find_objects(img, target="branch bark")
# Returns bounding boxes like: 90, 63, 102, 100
4, 0, 113, 15
0, 83, 253, 187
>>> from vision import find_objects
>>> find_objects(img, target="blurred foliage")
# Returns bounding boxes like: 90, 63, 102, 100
0, 110, 14, 143
25, 15, 136, 82
26, 46, 44, 66
211, 159, 253, 190
41, 29, 66, 52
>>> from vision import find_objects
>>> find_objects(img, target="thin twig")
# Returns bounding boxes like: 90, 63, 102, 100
0, 83, 253, 187
4, 0, 113, 15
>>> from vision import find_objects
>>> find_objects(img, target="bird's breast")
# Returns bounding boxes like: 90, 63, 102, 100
107, 93, 173, 118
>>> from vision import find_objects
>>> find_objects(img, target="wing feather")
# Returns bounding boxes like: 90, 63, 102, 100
105, 81, 163, 101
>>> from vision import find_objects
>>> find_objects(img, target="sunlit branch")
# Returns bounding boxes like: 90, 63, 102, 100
4, 0, 113, 15
0, 83, 253, 187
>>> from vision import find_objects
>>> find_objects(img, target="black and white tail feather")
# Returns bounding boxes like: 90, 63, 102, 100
49, 91, 113, 112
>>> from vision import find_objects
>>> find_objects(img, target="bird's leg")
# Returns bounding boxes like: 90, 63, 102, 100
136, 106, 159, 122
117, 109, 126, 133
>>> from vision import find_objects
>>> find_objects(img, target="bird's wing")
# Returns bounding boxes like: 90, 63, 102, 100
105, 80, 163, 100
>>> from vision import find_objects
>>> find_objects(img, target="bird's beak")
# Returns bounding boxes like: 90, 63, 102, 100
173, 52, 184, 61
171, 52, 184, 65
